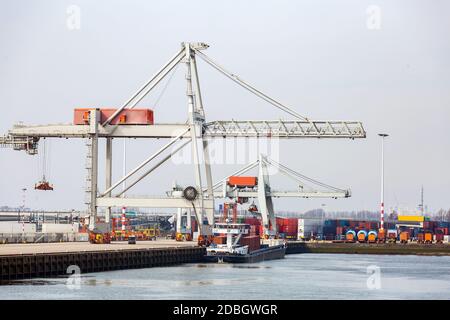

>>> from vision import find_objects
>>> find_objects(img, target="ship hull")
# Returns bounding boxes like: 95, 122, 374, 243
204, 244, 286, 263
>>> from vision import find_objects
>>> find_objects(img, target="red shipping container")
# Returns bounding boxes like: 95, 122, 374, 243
249, 225, 259, 236
245, 218, 261, 226
227, 176, 257, 187
240, 235, 261, 252
276, 218, 284, 228
283, 226, 297, 233
74, 108, 154, 125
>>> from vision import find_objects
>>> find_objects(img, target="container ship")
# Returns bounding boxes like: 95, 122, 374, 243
204, 222, 286, 263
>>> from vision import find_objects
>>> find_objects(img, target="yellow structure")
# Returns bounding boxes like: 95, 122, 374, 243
397, 215, 424, 222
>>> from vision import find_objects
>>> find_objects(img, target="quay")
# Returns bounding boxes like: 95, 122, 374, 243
286, 241, 450, 256
0, 240, 204, 282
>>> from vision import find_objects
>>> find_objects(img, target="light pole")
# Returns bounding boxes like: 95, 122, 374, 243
20, 188, 27, 238
19, 187, 27, 222
321, 203, 326, 239
21, 188, 27, 210
378, 134, 389, 231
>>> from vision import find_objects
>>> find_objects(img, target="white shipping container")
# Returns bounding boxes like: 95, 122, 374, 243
262, 239, 284, 247
0, 222, 36, 234
193, 232, 199, 241
42, 223, 79, 233
298, 219, 322, 240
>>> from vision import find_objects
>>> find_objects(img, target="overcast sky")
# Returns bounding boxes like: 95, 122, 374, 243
1, 0, 449, 214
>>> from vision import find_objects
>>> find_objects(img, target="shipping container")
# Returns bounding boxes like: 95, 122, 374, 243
244, 218, 261, 226
297, 218, 322, 240
398, 215, 425, 222
324, 219, 337, 227
227, 176, 257, 187
240, 235, 261, 252
74, 108, 154, 125
0, 222, 36, 234
42, 223, 79, 233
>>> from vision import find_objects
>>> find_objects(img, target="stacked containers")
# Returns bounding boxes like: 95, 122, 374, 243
276, 217, 285, 230
245, 217, 261, 236
240, 235, 261, 252
323, 219, 337, 238
282, 218, 298, 239
191, 217, 198, 235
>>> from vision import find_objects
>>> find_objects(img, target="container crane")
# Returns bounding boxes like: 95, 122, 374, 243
171, 154, 350, 240
0, 42, 366, 239
216, 154, 349, 237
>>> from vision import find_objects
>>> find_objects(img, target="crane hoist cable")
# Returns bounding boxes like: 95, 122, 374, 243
35, 139, 54, 191
193, 49, 310, 122
153, 63, 179, 109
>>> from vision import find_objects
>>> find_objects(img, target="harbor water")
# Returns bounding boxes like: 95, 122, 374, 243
1, 254, 450, 300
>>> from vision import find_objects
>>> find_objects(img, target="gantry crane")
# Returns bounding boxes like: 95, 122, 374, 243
0, 42, 366, 237
216, 154, 350, 237
172, 154, 350, 239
